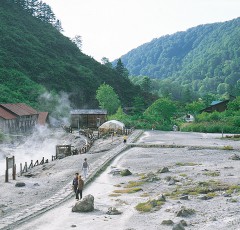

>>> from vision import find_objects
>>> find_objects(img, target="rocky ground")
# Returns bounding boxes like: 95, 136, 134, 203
1, 130, 240, 230
0, 130, 123, 221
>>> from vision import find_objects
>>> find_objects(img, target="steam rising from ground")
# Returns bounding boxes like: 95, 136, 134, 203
38, 91, 72, 126
0, 126, 68, 176
0, 91, 74, 176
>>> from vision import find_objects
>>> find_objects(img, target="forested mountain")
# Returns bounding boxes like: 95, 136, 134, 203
120, 18, 240, 98
0, 0, 151, 111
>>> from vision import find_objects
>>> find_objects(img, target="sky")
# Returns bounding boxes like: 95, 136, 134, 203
43, 0, 240, 62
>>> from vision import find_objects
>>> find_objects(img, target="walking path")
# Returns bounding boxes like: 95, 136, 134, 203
0, 130, 143, 230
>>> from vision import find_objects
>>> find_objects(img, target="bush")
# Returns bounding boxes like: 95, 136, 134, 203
180, 121, 240, 133
135, 199, 165, 212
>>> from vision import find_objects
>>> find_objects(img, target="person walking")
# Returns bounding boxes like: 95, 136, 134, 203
77, 175, 84, 200
72, 173, 79, 200
123, 135, 127, 144
82, 158, 90, 180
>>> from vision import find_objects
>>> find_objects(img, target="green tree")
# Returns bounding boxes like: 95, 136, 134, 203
140, 76, 151, 92
185, 100, 205, 115
54, 19, 63, 32
101, 57, 112, 68
217, 83, 229, 94
115, 59, 129, 78
96, 83, 121, 115
71, 35, 82, 50
144, 97, 177, 122
227, 96, 240, 111
133, 96, 146, 114
108, 106, 128, 121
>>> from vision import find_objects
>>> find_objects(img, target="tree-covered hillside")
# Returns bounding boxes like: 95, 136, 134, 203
120, 18, 240, 97
0, 0, 150, 111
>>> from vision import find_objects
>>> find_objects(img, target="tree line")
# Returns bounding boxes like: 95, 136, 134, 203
8, 0, 63, 31
120, 17, 240, 100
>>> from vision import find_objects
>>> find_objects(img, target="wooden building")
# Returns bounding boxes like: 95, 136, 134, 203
0, 103, 47, 133
200, 100, 229, 113
70, 109, 107, 129
37, 112, 49, 126
0, 107, 17, 133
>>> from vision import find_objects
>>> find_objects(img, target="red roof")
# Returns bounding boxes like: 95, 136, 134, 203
37, 112, 49, 125
0, 103, 38, 116
0, 107, 16, 120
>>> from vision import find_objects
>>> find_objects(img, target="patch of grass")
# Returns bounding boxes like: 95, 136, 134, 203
206, 192, 217, 198
125, 181, 144, 188
109, 193, 121, 197
175, 162, 199, 166
135, 199, 165, 212
139, 172, 160, 182
222, 145, 233, 150
114, 184, 121, 187
135, 202, 152, 212
227, 185, 240, 194
228, 198, 238, 203
188, 191, 198, 195
113, 187, 142, 194
179, 173, 187, 177
140, 192, 149, 197
203, 171, 220, 177
167, 180, 230, 198
138, 173, 147, 179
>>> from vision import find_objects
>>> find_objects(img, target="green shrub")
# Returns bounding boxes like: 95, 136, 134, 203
135, 199, 165, 212
113, 187, 142, 194
222, 145, 233, 150
180, 121, 240, 133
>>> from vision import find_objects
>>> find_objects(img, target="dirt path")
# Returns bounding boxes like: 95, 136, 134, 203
7, 130, 240, 230
0, 130, 127, 228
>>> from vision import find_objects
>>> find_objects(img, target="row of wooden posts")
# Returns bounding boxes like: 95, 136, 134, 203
5, 128, 134, 182
19, 156, 57, 176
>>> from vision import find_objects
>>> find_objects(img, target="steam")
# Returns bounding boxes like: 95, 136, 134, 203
0, 91, 74, 176
0, 126, 68, 176
38, 91, 72, 126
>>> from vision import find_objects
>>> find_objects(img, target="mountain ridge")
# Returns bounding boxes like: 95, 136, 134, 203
120, 17, 240, 97
0, 0, 152, 111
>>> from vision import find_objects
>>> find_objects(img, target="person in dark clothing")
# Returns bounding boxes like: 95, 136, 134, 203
77, 175, 84, 200
72, 173, 79, 200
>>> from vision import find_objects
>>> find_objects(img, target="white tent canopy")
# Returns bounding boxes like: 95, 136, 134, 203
99, 120, 125, 132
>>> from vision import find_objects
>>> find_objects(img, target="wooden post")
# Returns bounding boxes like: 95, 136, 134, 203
20, 163, 22, 176
12, 156, 15, 180
13, 164, 16, 180
5, 157, 9, 182
5, 170, 8, 182
29, 160, 33, 168
40, 157, 44, 165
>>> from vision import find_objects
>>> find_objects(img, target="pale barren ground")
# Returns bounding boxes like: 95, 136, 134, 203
1, 130, 240, 230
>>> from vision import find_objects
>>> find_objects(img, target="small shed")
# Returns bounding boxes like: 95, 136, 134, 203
71, 109, 107, 129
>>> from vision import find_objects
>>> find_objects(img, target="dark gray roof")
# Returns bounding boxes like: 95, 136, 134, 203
71, 109, 107, 115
